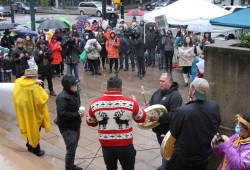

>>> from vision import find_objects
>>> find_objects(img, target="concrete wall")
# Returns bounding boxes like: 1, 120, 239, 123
204, 41, 250, 169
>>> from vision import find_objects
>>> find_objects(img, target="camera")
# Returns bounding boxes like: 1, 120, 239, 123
216, 134, 224, 143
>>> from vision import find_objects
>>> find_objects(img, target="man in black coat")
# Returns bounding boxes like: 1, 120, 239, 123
148, 73, 182, 170
167, 78, 221, 170
11, 38, 30, 78
34, 39, 56, 96
131, 31, 145, 78
56, 75, 83, 170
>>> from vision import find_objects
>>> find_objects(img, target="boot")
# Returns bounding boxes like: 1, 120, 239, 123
183, 73, 189, 86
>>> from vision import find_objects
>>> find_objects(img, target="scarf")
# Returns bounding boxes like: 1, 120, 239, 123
221, 136, 250, 170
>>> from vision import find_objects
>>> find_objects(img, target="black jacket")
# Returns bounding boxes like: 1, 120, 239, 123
34, 46, 53, 74
170, 100, 221, 164
145, 29, 158, 49
149, 82, 183, 134
131, 38, 144, 57
12, 47, 30, 78
66, 44, 81, 65
56, 90, 81, 132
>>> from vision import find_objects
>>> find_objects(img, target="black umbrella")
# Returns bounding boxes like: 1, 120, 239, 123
75, 15, 90, 21
37, 19, 69, 30
0, 22, 15, 30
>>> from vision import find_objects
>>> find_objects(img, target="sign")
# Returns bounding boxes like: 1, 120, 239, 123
155, 15, 167, 29
114, 0, 121, 4
178, 47, 195, 66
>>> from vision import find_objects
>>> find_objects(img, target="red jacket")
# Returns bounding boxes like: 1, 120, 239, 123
86, 91, 146, 147
106, 31, 120, 59
49, 41, 62, 65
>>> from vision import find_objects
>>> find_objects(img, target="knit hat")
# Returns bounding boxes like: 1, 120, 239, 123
196, 61, 204, 74
16, 38, 23, 44
191, 78, 209, 100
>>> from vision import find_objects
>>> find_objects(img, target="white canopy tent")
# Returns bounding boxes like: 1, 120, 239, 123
144, 0, 230, 32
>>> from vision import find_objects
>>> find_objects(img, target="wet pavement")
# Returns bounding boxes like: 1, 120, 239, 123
0, 60, 190, 170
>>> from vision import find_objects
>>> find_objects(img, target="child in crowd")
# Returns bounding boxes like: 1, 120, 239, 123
3, 53, 12, 82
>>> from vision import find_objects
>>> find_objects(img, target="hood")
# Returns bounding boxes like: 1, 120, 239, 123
110, 30, 116, 38
162, 82, 179, 95
61, 76, 79, 94
15, 77, 36, 87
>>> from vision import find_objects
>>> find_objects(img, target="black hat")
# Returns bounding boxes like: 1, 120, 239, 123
61, 75, 79, 93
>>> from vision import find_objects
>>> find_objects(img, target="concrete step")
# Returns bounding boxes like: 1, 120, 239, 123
0, 127, 53, 170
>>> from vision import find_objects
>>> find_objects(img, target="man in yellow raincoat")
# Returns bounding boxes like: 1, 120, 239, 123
13, 68, 50, 156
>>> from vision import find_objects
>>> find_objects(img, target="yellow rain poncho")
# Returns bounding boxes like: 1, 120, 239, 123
13, 77, 50, 147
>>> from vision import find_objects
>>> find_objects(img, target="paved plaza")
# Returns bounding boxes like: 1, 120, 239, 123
0, 62, 190, 170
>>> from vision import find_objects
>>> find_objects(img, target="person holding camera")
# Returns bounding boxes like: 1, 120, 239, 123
130, 31, 145, 78
167, 78, 221, 170
212, 113, 250, 170
34, 39, 57, 96
12, 38, 30, 78
65, 37, 82, 80
84, 39, 102, 75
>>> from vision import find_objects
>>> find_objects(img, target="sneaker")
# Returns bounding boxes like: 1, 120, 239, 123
72, 165, 83, 170
95, 72, 101, 75
50, 91, 57, 96
132, 68, 135, 71
124, 68, 128, 71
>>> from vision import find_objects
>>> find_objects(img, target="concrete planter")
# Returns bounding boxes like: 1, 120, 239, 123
204, 40, 250, 169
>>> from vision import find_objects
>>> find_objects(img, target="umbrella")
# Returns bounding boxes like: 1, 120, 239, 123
0, 22, 15, 30
58, 17, 72, 29
127, 9, 144, 16
14, 25, 38, 37
75, 19, 90, 36
37, 19, 69, 30
75, 15, 91, 21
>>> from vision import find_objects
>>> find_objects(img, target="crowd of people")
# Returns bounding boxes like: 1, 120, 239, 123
0, 17, 212, 86
3, 16, 249, 170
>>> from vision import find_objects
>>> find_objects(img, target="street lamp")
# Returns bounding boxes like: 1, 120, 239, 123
9, 0, 15, 23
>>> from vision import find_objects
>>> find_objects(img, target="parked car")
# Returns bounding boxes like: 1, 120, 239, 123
0, 6, 11, 17
209, 0, 222, 4
13, 2, 37, 14
155, 0, 170, 7
145, 0, 157, 11
78, 1, 113, 17
222, 5, 246, 13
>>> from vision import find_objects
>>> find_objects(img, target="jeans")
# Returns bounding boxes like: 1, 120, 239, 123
165, 51, 174, 73
156, 133, 168, 170
67, 64, 79, 80
109, 58, 118, 72
119, 52, 124, 69
160, 50, 165, 68
124, 53, 135, 70
102, 144, 136, 170
60, 129, 80, 170
137, 56, 145, 75
146, 48, 156, 66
